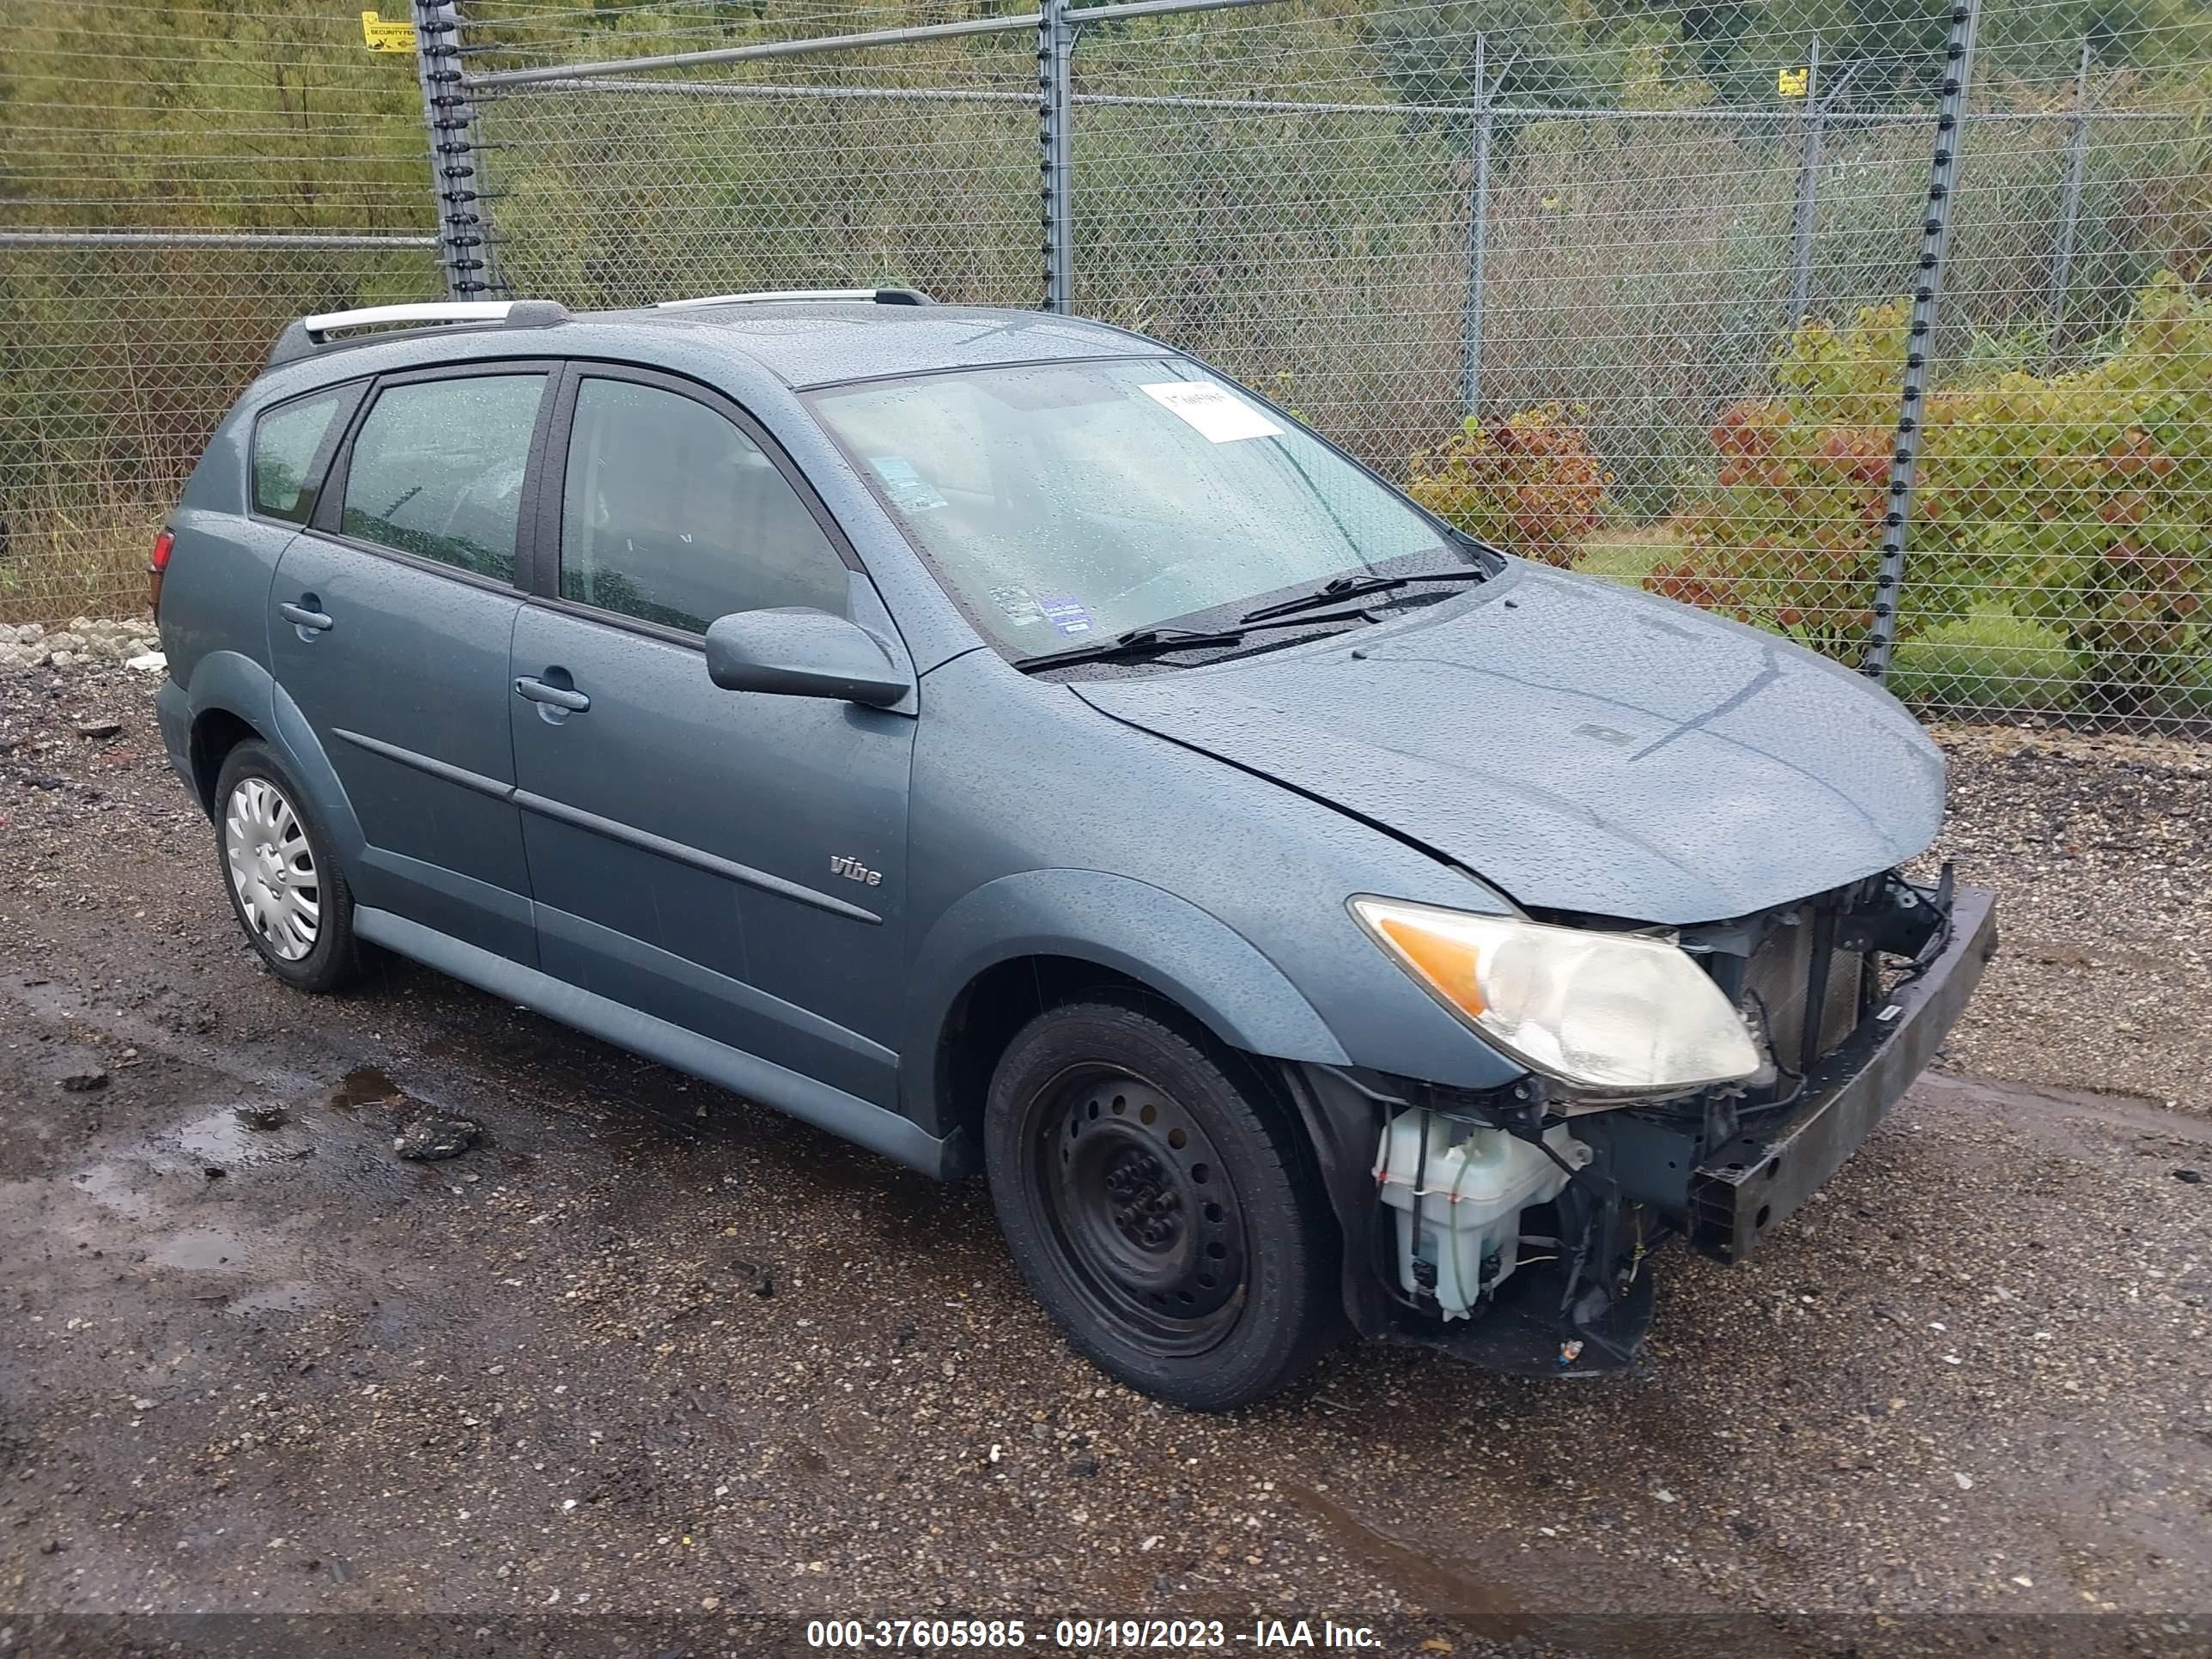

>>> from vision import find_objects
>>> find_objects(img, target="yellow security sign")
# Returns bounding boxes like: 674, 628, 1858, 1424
1778, 64, 1810, 98
362, 9, 416, 52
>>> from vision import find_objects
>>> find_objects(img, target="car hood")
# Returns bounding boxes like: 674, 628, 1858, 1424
1070, 563, 1945, 925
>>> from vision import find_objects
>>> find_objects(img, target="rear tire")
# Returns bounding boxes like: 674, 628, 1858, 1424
984, 995, 1337, 1410
214, 741, 362, 994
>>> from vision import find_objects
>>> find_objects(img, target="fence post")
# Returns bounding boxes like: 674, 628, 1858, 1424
414, 0, 497, 298
1862, 0, 1981, 684
1786, 34, 1823, 331
2048, 36, 2093, 321
1459, 33, 1492, 418
1037, 0, 1076, 314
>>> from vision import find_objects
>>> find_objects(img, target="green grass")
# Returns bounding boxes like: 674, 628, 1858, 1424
0, 507, 155, 628
1558, 530, 2212, 722
1889, 607, 2081, 712
2153, 656, 2212, 720
1574, 526, 1673, 586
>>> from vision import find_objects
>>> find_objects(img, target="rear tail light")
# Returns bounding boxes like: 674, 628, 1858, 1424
149, 526, 175, 619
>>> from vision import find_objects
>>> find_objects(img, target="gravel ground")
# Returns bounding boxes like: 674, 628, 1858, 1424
1932, 725, 2212, 1116
2, 662, 2208, 1650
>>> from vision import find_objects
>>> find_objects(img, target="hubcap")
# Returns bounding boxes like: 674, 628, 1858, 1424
1035, 1067, 1247, 1356
222, 775, 319, 962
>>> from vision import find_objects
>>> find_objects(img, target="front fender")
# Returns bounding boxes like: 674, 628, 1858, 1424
902, 868, 1351, 1138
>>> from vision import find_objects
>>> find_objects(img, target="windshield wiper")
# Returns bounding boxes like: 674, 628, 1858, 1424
1012, 609, 1377, 673
1238, 567, 1492, 625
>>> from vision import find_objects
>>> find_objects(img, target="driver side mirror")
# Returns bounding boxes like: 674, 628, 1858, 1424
702, 607, 912, 708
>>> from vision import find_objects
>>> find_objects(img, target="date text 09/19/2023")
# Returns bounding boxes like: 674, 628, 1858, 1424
804, 1618, 1386, 1650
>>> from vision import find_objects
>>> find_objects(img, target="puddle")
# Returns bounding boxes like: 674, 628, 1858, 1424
224, 1280, 324, 1316
1918, 1073, 2212, 1145
173, 1108, 307, 1165
63, 1066, 417, 1280
71, 1162, 157, 1221
149, 1220, 258, 1272
327, 1066, 404, 1112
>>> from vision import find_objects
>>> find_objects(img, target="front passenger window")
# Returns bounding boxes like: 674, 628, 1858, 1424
339, 374, 546, 582
560, 378, 848, 634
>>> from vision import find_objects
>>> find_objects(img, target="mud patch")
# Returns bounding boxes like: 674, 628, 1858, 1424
1282, 1482, 1531, 1622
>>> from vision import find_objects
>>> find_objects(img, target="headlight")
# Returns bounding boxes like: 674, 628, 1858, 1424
1350, 896, 1761, 1093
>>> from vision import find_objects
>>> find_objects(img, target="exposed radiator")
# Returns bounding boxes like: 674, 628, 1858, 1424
1743, 915, 1863, 1068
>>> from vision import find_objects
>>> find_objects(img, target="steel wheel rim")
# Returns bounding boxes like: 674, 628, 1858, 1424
222, 775, 320, 962
1032, 1065, 1249, 1358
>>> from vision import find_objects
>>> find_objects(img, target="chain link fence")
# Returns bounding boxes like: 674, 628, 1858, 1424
4, 0, 2208, 727
461, 0, 2212, 728
0, 4, 441, 626
456, 3, 1047, 307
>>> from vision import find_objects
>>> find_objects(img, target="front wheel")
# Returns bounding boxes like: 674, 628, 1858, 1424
984, 996, 1338, 1410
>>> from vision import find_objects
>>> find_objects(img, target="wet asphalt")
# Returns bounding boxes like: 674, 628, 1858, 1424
2, 663, 2209, 1649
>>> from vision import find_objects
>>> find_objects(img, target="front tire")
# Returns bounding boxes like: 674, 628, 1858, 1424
984, 996, 1338, 1410
214, 741, 362, 994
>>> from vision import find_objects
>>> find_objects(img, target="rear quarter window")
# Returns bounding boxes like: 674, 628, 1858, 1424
252, 392, 347, 523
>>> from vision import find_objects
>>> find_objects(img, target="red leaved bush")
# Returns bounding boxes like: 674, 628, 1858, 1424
1407, 404, 1611, 567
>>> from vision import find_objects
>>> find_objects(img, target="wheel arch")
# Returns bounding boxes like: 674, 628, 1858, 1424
174, 648, 276, 816
176, 649, 366, 866
935, 955, 1158, 1168
188, 706, 261, 814
905, 869, 1350, 1151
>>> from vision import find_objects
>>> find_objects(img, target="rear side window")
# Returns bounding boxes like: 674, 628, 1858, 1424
339, 374, 546, 582
252, 392, 344, 523
559, 377, 847, 633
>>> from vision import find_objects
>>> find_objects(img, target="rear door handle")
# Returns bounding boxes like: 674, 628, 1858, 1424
278, 600, 333, 632
514, 676, 590, 713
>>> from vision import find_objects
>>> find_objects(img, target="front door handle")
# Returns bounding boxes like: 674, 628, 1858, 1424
514, 676, 590, 713
278, 599, 333, 633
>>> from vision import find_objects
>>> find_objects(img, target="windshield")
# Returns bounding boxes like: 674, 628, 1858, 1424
810, 360, 1456, 659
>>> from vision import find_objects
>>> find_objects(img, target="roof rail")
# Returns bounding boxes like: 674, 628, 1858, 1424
266, 299, 571, 368
654, 287, 936, 313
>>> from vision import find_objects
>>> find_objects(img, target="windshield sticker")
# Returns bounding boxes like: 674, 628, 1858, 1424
989, 584, 1045, 627
867, 454, 949, 513
1037, 595, 1096, 637
1140, 381, 1284, 444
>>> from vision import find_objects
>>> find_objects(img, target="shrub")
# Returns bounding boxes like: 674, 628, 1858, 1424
1659, 274, 2212, 708
1407, 404, 1612, 567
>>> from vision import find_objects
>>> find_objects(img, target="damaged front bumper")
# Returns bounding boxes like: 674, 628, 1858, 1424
1282, 881, 1998, 1377
1685, 884, 1998, 1261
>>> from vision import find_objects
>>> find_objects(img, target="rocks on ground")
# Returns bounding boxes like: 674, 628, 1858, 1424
392, 1113, 483, 1162
0, 617, 161, 673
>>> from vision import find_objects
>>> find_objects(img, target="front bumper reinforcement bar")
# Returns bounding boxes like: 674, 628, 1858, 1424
1688, 884, 1998, 1261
